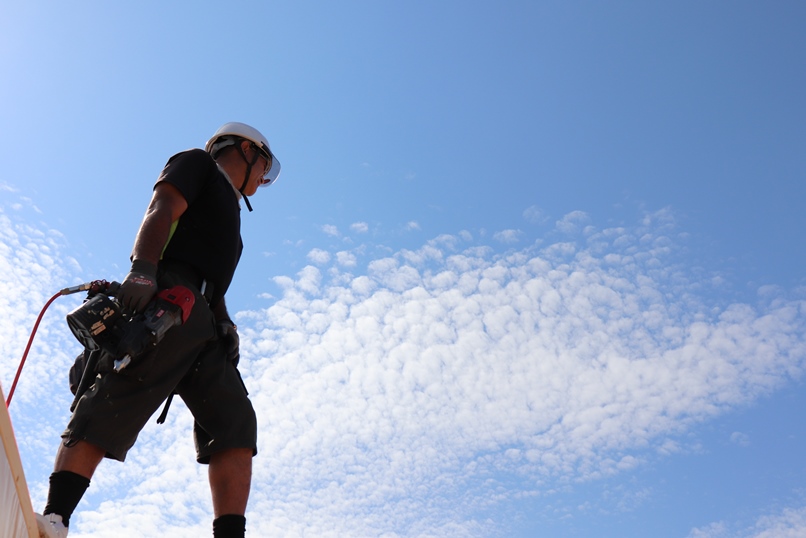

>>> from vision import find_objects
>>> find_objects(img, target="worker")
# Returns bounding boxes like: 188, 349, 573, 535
37, 122, 280, 538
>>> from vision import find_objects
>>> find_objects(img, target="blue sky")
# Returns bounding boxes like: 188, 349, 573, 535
1, 2, 805, 537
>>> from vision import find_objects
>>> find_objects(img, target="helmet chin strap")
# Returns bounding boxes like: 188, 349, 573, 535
240, 170, 253, 212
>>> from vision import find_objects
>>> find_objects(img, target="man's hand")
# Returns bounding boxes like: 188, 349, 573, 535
217, 320, 240, 366
118, 260, 158, 312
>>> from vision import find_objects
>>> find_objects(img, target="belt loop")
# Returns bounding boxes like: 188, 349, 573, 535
199, 279, 214, 305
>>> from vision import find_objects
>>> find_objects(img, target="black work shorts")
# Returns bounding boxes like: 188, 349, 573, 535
62, 272, 257, 463
176, 339, 258, 464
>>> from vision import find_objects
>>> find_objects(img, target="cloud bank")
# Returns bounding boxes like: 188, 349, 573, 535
688, 504, 806, 538
2, 203, 804, 537
230, 210, 804, 536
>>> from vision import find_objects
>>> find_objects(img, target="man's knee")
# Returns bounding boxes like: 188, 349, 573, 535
54, 440, 106, 479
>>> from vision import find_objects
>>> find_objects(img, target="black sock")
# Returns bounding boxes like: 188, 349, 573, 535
43, 471, 90, 527
213, 514, 246, 538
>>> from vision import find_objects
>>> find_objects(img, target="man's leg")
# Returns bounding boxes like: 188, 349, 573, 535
40, 440, 105, 532
54, 439, 106, 478
209, 447, 252, 516
209, 448, 252, 538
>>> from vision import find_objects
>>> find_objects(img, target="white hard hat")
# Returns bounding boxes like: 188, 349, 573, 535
205, 122, 281, 186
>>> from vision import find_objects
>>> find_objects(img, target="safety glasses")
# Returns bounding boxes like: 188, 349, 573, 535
254, 143, 281, 187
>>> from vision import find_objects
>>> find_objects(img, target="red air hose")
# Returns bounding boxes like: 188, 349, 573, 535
5, 291, 62, 407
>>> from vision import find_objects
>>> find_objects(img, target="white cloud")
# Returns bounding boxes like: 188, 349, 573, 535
350, 222, 369, 234
307, 248, 331, 265
687, 522, 728, 538
0, 209, 81, 406
5, 204, 805, 537
336, 251, 357, 267
523, 205, 547, 224
730, 431, 750, 446
751, 505, 806, 538
687, 504, 806, 538
405, 221, 420, 231
492, 229, 522, 244
556, 210, 590, 234
322, 224, 339, 237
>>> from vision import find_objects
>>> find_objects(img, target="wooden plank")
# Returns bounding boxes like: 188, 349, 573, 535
0, 385, 38, 538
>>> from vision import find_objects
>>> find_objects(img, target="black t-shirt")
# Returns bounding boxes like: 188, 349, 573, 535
155, 148, 243, 307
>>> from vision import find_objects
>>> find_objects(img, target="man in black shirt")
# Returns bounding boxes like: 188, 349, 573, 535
37, 122, 280, 538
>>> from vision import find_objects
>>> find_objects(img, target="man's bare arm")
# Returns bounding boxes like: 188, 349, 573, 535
130, 182, 188, 265
118, 183, 188, 312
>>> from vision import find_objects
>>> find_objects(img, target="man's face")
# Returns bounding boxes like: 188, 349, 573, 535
243, 144, 271, 196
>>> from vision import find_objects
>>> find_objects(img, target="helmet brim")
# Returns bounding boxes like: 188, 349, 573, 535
255, 142, 281, 186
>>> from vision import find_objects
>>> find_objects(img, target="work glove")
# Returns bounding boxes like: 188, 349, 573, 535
217, 319, 240, 366
118, 259, 158, 313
